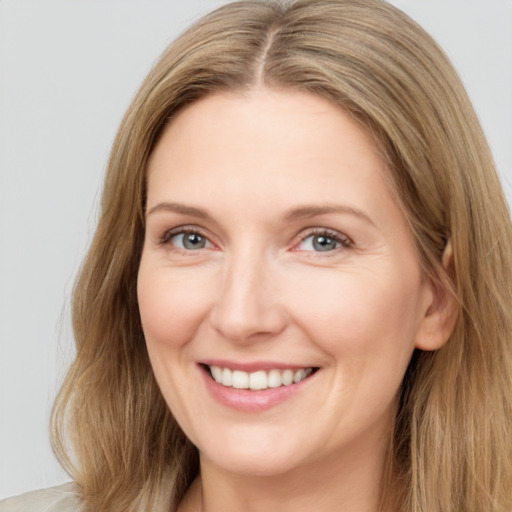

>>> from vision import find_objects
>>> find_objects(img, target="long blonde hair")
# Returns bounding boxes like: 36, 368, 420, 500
51, 1, 512, 510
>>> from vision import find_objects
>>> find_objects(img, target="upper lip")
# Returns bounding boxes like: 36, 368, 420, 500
200, 359, 317, 373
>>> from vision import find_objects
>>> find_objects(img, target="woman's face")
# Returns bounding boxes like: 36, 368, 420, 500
138, 88, 437, 477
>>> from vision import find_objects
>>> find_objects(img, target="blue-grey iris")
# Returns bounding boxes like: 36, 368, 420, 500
313, 235, 338, 252
183, 233, 206, 249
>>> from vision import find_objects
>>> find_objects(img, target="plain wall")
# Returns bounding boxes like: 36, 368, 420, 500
1, 0, 511, 499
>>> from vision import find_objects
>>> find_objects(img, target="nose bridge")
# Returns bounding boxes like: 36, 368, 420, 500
209, 243, 285, 342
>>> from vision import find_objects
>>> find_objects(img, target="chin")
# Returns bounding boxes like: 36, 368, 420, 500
198, 437, 306, 477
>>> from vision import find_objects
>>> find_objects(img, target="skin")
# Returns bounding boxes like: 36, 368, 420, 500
137, 88, 450, 511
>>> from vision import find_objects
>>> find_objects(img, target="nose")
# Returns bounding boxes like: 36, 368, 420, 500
209, 250, 288, 343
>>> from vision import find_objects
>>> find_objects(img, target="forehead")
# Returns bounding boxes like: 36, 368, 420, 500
146, 88, 392, 199
145, 87, 414, 258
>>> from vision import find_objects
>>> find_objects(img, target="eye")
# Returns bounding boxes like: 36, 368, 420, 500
297, 230, 351, 253
161, 229, 213, 251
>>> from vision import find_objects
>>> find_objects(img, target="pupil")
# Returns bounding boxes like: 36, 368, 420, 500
313, 235, 336, 252
184, 233, 205, 250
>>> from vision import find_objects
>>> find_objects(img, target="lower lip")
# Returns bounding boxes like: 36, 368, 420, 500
200, 366, 316, 412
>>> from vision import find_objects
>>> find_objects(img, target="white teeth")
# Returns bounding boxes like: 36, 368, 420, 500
232, 370, 249, 389
293, 369, 306, 383
210, 366, 222, 382
249, 370, 267, 390
208, 365, 314, 390
221, 367, 232, 386
267, 369, 282, 388
282, 369, 294, 386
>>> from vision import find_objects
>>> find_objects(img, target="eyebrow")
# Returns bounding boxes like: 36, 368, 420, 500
146, 201, 375, 226
146, 202, 212, 219
283, 204, 375, 226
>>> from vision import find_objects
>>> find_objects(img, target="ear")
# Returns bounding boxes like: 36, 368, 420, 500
414, 240, 459, 351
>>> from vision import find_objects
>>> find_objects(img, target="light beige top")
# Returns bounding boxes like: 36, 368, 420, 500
0, 483, 81, 512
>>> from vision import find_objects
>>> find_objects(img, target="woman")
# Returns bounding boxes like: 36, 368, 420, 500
2, 0, 512, 510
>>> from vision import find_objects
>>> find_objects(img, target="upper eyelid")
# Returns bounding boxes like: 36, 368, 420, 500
295, 227, 353, 245
159, 225, 214, 245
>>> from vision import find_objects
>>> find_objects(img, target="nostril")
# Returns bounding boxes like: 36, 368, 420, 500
208, 272, 288, 343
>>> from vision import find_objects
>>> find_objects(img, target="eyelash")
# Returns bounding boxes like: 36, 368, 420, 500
296, 228, 353, 253
158, 226, 211, 247
157, 226, 353, 253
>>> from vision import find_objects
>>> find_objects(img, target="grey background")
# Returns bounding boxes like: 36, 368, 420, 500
1, 0, 511, 498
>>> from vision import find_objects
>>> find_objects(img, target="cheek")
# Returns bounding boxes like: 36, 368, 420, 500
289, 269, 423, 430
137, 265, 214, 349
287, 266, 424, 365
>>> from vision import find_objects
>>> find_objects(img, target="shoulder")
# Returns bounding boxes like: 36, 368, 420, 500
0, 483, 82, 512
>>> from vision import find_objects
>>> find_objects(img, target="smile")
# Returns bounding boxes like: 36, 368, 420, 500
207, 365, 315, 391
